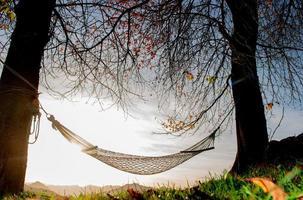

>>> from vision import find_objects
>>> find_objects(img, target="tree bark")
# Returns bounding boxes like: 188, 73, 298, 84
0, 0, 55, 195
226, 0, 269, 173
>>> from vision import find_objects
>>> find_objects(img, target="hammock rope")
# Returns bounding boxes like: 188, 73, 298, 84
47, 115, 217, 175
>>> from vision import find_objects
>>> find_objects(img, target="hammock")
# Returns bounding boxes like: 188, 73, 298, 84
0, 61, 217, 175
47, 115, 217, 175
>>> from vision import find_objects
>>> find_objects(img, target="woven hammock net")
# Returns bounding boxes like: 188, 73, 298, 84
47, 115, 216, 175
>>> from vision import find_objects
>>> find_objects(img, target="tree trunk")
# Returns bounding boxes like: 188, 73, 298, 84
0, 0, 55, 195
226, 0, 269, 173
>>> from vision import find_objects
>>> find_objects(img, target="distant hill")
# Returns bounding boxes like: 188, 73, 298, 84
25, 182, 151, 196
24, 181, 58, 195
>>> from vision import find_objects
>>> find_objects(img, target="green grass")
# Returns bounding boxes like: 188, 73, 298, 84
2, 164, 303, 200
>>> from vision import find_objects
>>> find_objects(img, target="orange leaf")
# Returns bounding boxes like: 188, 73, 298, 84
247, 177, 287, 200
266, 102, 274, 110
185, 71, 194, 80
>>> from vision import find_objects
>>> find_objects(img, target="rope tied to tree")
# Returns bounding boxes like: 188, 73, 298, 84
1, 59, 42, 144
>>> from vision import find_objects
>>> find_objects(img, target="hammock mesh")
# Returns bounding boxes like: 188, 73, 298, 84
47, 115, 216, 175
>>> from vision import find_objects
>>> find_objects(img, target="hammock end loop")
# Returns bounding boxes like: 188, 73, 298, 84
47, 114, 55, 122
47, 115, 58, 130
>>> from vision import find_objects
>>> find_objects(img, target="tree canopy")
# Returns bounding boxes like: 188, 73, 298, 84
2, 0, 302, 130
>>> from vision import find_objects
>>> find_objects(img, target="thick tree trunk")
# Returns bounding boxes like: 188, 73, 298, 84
226, 0, 269, 173
0, 0, 55, 195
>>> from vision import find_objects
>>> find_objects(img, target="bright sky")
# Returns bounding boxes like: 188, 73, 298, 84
25, 93, 303, 187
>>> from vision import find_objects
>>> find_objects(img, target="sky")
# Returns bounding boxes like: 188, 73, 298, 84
24, 93, 303, 187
